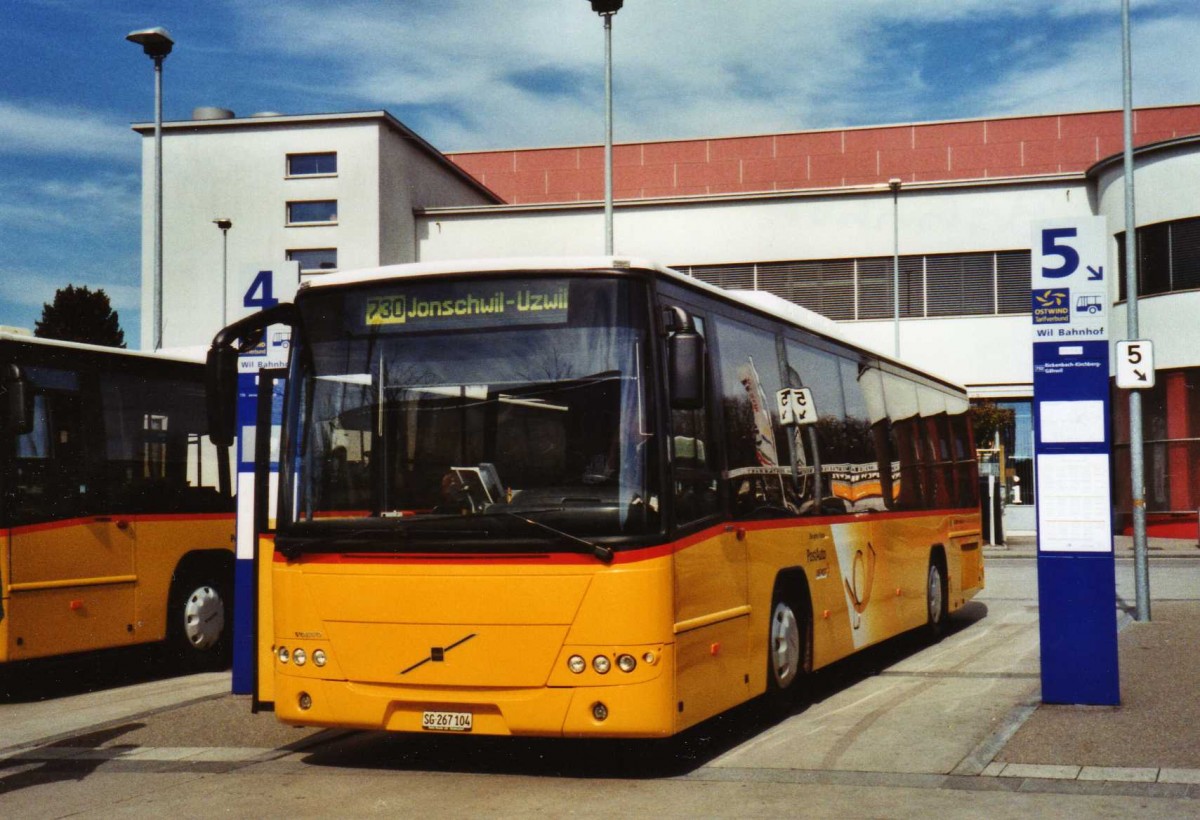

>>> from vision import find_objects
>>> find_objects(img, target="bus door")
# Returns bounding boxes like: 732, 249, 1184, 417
7, 368, 137, 660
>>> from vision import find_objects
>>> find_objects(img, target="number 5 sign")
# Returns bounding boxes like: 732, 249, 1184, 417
1115, 340, 1156, 389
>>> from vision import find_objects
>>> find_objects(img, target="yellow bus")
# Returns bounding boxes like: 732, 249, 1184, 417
1, 332, 235, 670
208, 258, 983, 737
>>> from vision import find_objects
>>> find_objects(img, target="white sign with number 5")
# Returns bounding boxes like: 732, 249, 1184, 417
1115, 340, 1155, 389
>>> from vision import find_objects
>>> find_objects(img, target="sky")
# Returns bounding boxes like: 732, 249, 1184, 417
2, 0, 1199, 348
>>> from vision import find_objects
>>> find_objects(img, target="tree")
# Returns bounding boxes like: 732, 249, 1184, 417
34, 285, 126, 348
969, 399, 1015, 449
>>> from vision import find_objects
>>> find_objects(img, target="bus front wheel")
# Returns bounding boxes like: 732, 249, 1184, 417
167, 567, 232, 671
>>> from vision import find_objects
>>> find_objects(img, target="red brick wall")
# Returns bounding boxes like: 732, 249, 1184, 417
447, 105, 1200, 205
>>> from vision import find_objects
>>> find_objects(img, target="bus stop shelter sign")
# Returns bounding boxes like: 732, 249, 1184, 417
1031, 216, 1119, 705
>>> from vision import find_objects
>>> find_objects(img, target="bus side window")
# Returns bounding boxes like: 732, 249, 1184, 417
12, 369, 88, 524
101, 374, 231, 513
669, 315, 718, 528
784, 342, 848, 515
714, 317, 796, 520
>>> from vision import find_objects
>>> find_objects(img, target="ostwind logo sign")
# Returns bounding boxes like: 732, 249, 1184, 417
1032, 288, 1070, 324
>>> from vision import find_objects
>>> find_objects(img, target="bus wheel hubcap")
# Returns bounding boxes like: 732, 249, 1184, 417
183, 586, 225, 650
771, 602, 800, 689
928, 566, 943, 624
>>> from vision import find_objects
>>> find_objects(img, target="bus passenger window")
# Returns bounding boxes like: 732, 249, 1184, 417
714, 317, 798, 520
11, 373, 88, 524
784, 342, 851, 515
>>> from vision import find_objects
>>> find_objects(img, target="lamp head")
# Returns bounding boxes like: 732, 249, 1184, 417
213, 218, 232, 231
888, 178, 902, 192
126, 27, 174, 59
588, 0, 623, 15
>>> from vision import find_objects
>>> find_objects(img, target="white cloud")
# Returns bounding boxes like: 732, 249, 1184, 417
231, 1, 1199, 151
0, 100, 134, 160
982, 13, 1200, 115
0, 172, 140, 234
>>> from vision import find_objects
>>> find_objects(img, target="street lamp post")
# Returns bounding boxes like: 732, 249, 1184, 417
126, 27, 174, 351
585, 0, 623, 255
213, 218, 232, 326
889, 178, 902, 357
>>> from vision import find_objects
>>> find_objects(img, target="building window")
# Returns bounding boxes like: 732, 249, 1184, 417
288, 248, 338, 272
1118, 216, 1200, 300
679, 250, 1030, 322
287, 200, 337, 225
287, 152, 337, 177
1113, 368, 1200, 521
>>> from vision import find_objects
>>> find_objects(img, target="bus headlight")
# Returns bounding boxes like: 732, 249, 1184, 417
293, 648, 307, 666
616, 654, 637, 673
592, 655, 611, 674
568, 655, 586, 674
277, 646, 290, 664
313, 649, 327, 667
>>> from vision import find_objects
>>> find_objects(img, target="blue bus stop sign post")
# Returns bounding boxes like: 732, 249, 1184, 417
1031, 217, 1120, 705
230, 264, 298, 695
231, 333, 288, 694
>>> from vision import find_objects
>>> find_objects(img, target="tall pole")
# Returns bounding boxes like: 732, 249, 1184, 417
1122, 0, 1150, 621
603, 11, 614, 255
128, 28, 173, 350
153, 54, 164, 350
890, 178, 901, 357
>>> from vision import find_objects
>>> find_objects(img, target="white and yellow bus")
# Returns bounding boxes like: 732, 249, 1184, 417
1, 332, 235, 670
208, 257, 983, 738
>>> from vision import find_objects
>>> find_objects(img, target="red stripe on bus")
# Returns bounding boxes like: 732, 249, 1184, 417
269, 507, 979, 568
8, 512, 234, 536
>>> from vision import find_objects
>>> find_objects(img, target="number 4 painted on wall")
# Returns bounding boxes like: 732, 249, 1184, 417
243, 270, 280, 309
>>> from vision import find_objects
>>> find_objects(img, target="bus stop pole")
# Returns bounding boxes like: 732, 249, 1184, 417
1122, 0, 1150, 621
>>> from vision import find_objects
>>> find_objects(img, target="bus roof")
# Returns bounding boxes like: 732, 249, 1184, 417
299, 256, 964, 392
0, 332, 202, 365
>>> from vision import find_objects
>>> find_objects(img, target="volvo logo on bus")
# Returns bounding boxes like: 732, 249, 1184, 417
399, 633, 477, 675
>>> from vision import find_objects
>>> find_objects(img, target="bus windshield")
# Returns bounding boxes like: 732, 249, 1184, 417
278, 274, 659, 553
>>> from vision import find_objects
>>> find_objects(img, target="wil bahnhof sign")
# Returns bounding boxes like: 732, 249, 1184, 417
1031, 217, 1119, 705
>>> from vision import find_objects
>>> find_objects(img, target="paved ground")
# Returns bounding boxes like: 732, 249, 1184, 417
2, 541, 1199, 815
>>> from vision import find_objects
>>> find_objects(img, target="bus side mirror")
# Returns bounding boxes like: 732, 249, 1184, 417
666, 308, 705, 410
206, 345, 239, 447
3, 364, 32, 436
205, 302, 298, 448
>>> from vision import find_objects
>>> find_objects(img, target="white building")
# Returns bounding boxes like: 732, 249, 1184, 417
136, 104, 1200, 537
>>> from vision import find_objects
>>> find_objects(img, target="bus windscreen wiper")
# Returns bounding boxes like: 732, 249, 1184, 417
498, 510, 614, 564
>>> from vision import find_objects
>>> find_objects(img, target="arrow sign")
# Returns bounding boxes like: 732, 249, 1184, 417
1116, 340, 1155, 389
1087, 265, 1103, 281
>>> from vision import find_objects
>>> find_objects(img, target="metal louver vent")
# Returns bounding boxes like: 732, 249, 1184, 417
925, 253, 993, 317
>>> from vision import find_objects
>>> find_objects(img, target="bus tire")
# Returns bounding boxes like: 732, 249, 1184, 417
925, 554, 949, 640
765, 583, 810, 710
166, 564, 232, 671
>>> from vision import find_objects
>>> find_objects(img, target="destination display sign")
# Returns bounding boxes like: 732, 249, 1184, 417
356, 279, 571, 332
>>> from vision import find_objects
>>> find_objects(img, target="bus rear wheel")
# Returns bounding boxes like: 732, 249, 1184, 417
766, 591, 808, 710
925, 558, 948, 640
167, 569, 231, 671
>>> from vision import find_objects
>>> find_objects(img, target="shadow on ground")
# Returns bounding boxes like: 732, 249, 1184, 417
0, 644, 205, 704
